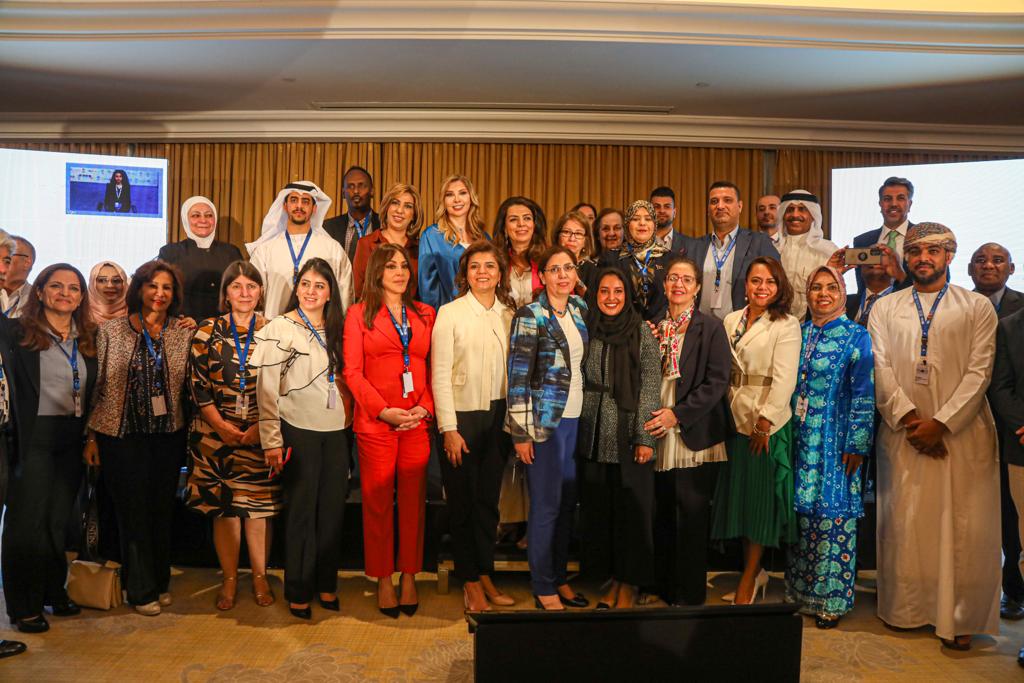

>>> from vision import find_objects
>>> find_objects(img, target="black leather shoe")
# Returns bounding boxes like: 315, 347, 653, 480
399, 602, 419, 617
558, 592, 590, 608
15, 615, 49, 634
1017, 645, 1024, 668
289, 605, 312, 620
49, 600, 81, 617
815, 615, 840, 629
596, 602, 611, 610
378, 605, 400, 619
0, 640, 26, 659
1001, 597, 1024, 620
318, 596, 340, 611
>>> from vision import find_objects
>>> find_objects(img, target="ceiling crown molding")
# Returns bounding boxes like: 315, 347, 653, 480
2, 109, 1021, 152
2, 1, 1021, 54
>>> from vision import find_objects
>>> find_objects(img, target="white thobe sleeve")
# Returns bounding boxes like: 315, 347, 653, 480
933, 298, 997, 434
331, 243, 354, 313
868, 302, 917, 430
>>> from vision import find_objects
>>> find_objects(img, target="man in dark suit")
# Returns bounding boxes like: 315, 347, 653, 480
650, 186, 690, 254
971, 242, 1024, 621
849, 176, 913, 292
989, 304, 1024, 666
755, 194, 781, 250
686, 181, 779, 320
323, 165, 380, 264
844, 261, 897, 327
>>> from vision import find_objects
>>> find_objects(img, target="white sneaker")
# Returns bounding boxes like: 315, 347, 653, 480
135, 601, 161, 616
158, 592, 173, 606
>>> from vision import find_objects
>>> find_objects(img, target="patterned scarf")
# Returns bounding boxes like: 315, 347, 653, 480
657, 304, 695, 379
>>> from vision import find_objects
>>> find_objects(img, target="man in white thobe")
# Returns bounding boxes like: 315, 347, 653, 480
868, 222, 1000, 649
776, 190, 836, 319
247, 181, 353, 318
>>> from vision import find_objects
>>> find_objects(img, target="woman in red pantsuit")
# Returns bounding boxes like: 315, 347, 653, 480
343, 243, 435, 618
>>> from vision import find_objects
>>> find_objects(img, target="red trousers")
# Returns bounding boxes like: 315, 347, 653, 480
356, 428, 430, 577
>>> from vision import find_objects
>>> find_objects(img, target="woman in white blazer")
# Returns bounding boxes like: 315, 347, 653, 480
432, 241, 517, 611
711, 256, 801, 605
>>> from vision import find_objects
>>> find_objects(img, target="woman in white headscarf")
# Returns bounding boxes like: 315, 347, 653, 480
158, 196, 244, 320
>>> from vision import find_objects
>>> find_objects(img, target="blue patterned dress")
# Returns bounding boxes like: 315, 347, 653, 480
785, 315, 874, 618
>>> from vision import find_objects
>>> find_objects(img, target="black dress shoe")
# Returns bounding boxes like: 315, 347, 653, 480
378, 605, 400, 619
596, 602, 611, 610
1001, 597, 1024, 620
14, 615, 49, 634
1017, 645, 1024, 668
318, 596, 340, 611
49, 600, 81, 617
289, 605, 312, 620
558, 592, 589, 608
0, 640, 26, 659
815, 615, 840, 629
399, 602, 419, 617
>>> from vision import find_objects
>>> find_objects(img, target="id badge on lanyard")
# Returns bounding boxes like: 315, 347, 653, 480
388, 305, 414, 398
912, 284, 947, 386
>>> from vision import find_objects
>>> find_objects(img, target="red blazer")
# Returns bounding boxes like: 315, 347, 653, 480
343, 300, 435, 434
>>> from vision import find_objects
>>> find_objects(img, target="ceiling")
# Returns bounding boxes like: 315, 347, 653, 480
1, 1, 1022, 148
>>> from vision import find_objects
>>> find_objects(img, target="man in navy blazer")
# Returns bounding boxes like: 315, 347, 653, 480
687, 181, 779, 320
650, 186, 691, 254
849, 176, 914, 292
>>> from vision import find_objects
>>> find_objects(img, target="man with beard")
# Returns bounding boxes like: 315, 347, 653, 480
755, 194, 781, 249
851, 177, 912, 293
867, 222, 1000, 651
650, 186, 689, 253
775, 190, 837, 319
969, 243, 1024, 621
324, 166, 379, 265
247, 181, 353, 318
686, 181, 779, 321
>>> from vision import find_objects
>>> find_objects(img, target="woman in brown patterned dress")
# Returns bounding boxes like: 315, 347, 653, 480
185, 261, 281, 610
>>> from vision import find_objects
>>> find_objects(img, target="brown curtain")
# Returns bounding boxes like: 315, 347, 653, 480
773, 149, 1015, 238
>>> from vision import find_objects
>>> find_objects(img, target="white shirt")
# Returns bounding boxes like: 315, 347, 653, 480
3, 282, 31, 318
249, 230, 353, 318
700, 226, 740, 320
656, 229, 674, 252
559, 312, 585, 419
509, 265, 534, 309
875, 219, 910, 259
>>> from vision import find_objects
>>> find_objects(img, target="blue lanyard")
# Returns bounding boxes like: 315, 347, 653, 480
858, 284, 893, 323
51, 335, 80, 395
350, 213, 371, 240
626, 244, 654, 295
912, 283, 948, 359
229, 314, 256, 393
2, 294, 19, 317
138, 314, 167, 392
798, 327, 824, 396
286, 231, 313, 285
386, 304, 411, 371
711, 235, 738, 289
297, 308, 334, 384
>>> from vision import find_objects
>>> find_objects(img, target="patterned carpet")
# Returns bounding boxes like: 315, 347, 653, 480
1, 567, 1022, 681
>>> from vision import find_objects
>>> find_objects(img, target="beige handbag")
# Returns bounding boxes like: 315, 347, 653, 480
68, 559, 123, 610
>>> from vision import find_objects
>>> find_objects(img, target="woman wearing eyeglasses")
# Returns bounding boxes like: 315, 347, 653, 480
599, 200, 670, 321
552, 210, 597, 293
507, 245, 590, 611
88, 261, 129, 324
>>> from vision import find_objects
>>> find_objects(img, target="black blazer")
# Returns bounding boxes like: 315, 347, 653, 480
323, 210, 380, 263
0, 319, 98, 465
990, 308, 1024, 467
686, 228, 779, 313
998, 287, 1024, 319
656, 309, 734, 451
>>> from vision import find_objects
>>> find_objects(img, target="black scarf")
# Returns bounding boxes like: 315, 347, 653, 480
585, 267, 643, 413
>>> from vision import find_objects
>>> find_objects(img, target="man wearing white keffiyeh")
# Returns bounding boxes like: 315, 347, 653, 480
776, 190, 837, 320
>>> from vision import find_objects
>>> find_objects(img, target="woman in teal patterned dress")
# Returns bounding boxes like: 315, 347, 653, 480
785, 265, 875, 629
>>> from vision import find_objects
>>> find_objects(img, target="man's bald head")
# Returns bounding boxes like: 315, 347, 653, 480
968, 242, 1015, 295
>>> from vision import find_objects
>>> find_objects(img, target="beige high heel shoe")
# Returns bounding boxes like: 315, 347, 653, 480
251, 573, 275, 607
732, 569, 769, 605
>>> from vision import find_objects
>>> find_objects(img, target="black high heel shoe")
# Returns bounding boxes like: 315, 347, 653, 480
289, 604, 312, 620
399, 602, 419, 616
318, 596, 340, 611
558, 592, 589, 608
379, 605, 400, 619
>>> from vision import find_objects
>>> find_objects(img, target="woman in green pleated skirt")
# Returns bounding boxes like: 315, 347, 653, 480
711, 256, 802, 605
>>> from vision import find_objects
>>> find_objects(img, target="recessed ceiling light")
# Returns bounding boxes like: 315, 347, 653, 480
695, 82, 710, 88
282, 77, 296, 83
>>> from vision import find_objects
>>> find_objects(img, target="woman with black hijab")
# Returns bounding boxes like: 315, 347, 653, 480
158, 196, 244, 320
577, 266, 661, 609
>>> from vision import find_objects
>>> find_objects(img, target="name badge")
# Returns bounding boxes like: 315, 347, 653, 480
402, 371, 415, 397
795, 395, 809, 422
74, 392, 83, 418
915, 360, 930, 385
327, 383, 337, 410
235, 394, 248, 417
152, 394, 168, 416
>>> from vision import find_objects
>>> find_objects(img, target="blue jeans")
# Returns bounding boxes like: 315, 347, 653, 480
526, 418, 579, 596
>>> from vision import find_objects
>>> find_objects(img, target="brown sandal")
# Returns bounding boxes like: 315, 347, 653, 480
252, 573, 275, 607
216, 576, 238, 611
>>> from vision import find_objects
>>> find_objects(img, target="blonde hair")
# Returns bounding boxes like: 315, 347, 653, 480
378, 182, 424, 236
427, 174, 486, 244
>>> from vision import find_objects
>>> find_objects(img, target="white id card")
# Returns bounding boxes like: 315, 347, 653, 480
327, 383, 337, 410
152, 394, 168, 416
402, 371, 414, 397
795, 395, 809, 422
235, 394, 248, 416
914, 360, 930, 385
74, 392, 83, 418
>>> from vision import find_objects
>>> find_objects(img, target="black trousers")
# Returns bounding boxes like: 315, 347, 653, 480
438, 400, 508, 581
280, 421, 350, 604
1001, 454, 1024, 603
580, 456, 655, 587
100, 430, 185, 605
2, 416, 85, 620
654, 462, 721, 606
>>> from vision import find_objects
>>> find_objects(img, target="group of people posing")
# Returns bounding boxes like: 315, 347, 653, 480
0, 167, 1018, 665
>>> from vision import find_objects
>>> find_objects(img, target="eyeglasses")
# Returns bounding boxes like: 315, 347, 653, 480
545, 264, 577, 275
665, 274, 697, 285
559, 230, 586, 240
809, 283, 842, 293
96, 277, 125, 286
